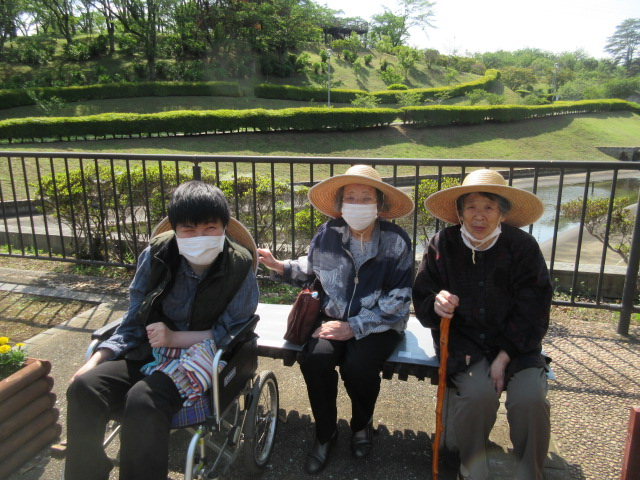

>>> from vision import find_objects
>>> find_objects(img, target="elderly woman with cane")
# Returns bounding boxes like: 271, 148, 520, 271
412, 169, 553, 480
258, 165, 414, 474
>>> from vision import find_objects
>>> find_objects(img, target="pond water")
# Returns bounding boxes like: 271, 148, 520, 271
528, 176, 639, 244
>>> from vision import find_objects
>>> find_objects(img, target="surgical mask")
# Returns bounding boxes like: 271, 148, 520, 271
341, 203, 378, 231
176, 234, 225, 266
459, 222, 502, 264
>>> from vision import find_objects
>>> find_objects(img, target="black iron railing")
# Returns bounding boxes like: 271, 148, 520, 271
0, 151, 638, 333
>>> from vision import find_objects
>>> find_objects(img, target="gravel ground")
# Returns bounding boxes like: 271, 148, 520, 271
544, 318, 640, 479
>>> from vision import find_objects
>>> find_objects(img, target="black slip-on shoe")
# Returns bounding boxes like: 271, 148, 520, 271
350, 420, 374, 458
303, 430, 338, 475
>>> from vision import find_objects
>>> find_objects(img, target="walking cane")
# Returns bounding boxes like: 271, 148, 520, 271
432, 316, 451, 480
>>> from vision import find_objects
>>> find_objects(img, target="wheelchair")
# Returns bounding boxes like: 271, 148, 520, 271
83, 314, 279, 480
67, 217, 279, 479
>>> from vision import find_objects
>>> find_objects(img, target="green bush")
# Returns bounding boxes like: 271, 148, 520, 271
36, 164, 322, 262
387, 84, 408, 90
401, 99, 638, 127
0, 107, 399, 142
254, 84, 366, 104
0, 81, 241, 110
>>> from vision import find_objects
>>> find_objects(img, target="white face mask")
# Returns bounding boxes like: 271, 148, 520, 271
459, 221, 502, 264
341, 203, 378, 231
176, 234, 225, 266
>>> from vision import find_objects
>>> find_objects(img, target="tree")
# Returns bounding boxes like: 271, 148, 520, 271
605, 18, 640, 72
108, 0, 174, 79
561, 197, 635, 263
501, 66, 537, 91
38, 0, 76, 44
370, 0, 435, 48
0, 0, 23, 54
395, 45, 420, 80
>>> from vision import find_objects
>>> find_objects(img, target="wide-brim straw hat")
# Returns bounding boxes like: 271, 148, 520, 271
151, 216, 258, 273
424, 169, 544, 227
308, 165, 414, 220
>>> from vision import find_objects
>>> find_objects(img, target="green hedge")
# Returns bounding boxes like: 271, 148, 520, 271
253, 84, 365, 104
0, 107, 399, 142
2, 99, 637, 143
401, 99, 639, 126
372, 69, 501, 104
0, 81, 241, 110
254, 70, 501, 104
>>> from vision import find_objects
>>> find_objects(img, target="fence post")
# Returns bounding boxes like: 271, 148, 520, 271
192, 162, 201, 181
621, 406, 640, 480
618, 196, 640, 335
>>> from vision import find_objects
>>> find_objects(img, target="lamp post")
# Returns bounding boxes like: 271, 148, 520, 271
326, 48, 332, 107
552, 63, 559, 101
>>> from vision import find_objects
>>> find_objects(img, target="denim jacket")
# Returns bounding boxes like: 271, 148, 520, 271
279, 217, 412, 340
100, 238, 259, 359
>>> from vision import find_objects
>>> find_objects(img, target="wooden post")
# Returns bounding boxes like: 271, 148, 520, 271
621, 406, 640, 480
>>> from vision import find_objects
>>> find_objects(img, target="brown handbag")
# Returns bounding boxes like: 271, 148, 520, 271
284, 279, 323, 345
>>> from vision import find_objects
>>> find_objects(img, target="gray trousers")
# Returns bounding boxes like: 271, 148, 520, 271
450, 358, 550, 480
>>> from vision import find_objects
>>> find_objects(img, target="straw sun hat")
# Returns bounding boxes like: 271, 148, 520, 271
424, 169, 544, 228
308, 165, 414, 220
151, 216, 259, 273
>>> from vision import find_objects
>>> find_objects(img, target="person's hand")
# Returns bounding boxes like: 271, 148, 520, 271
70, 348, 112, 383
257, 248, 284, 275
312, 321, 354, 341
434, 290, 459, 319
490, 350, 511, 396
146, 322, 174, 348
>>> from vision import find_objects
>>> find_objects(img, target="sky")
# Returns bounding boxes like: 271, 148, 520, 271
320, 0, 640, 59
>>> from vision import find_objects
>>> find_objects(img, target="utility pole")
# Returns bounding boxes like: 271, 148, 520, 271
327, 48, 333, 107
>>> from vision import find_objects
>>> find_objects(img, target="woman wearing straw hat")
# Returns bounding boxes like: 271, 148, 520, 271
65, 181, 259, 480
412, 169, 553, 480
258, 165, 414, 474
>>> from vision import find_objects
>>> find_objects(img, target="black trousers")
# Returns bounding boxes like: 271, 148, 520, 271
299, 328, 401, 443
65, 358, 183, 480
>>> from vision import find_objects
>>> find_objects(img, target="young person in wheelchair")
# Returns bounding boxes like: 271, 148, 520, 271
65, 181, 259, 480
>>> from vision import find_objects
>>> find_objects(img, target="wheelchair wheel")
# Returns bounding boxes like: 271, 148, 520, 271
241, 370, 279, 473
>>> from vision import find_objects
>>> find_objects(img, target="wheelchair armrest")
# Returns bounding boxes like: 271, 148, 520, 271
217, 314, 260, 352
92, 318, 124, 341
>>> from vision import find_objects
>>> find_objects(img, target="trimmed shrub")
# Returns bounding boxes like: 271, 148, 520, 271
387, 84, 408, 90
0, 107, 399, 142
401, 99, 638, 127
254, 84, 366, 104
0, 81, 242, 110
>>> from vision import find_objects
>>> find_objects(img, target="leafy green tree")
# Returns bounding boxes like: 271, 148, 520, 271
465, 88, 486, 105
605, 18, 640, 72
561, 197, 635, 263
501, 66, 537, 91
107, 0, 175, 79
351, 93, 380, 108
397, 91, 422, 107
423, 48, 439, 68
0, 0, 22, 54
38, 0, 75, 45
396, 45, 420, 80
370, 0, 435, 48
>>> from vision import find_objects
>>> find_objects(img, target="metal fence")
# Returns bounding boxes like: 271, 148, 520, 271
0, 151, 638, 333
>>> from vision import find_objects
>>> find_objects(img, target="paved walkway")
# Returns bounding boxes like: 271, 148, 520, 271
1, 266, 638, 480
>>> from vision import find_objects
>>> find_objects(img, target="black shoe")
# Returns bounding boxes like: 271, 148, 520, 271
350, 420, 374, 458
304, 431, 338, 475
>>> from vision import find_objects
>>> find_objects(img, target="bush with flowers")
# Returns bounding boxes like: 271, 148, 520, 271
0, 336, 28, 380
